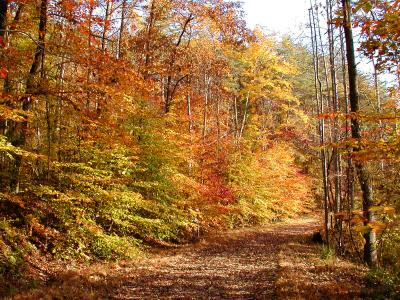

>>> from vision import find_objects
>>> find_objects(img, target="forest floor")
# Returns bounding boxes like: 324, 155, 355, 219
8, 218, 370, 299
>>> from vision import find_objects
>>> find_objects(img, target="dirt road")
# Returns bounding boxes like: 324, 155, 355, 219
13, 219, 368, 299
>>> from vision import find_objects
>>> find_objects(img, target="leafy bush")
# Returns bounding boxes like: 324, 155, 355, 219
90, 235, 141, 260
380, 221, 400, 273
227, 142, 313, 226
366, 268, 400, 299
0, 220, 26, 279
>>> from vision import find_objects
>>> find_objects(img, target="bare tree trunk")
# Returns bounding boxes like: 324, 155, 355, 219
239, 93, 249, 142
342, 0, 377, 267
314, 1, 331, 113
202, 75, 210, 144
118, 0, 127, 59
45, 94, 51, 178
326, 0, 342, 215
326, 0, 344, 251
234, 96, 239, 143
200, 74, 211, 183
314, 3, 335, 216
339, 27, 355, 212
186, 76, 194, 173
187, 78, 193, 134
310, 4, 330, 246
57, 46, 66, 163
102, 0, 111, 53
372, 59, 384, 171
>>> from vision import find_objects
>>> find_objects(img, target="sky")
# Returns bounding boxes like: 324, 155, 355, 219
242, 0, 310, 35
241, 0, 384, 79
241, 1, 399, 86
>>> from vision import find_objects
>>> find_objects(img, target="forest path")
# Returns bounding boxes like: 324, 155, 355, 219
14, 218, 368, 299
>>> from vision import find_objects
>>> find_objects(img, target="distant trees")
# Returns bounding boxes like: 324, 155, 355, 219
0, 0, 313, 267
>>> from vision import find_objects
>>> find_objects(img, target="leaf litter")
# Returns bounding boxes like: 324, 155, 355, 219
10, 218, 369, 299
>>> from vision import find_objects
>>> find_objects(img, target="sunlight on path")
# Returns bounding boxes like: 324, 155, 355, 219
14, 219, 368, 299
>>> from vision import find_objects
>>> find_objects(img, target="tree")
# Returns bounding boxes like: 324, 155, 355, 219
356, 0, 400, 75
341, 0, 377, 267
0, 0, 6, 39
0, 0, 7, 78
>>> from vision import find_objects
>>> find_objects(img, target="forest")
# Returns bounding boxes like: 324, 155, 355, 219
0, 0, 399, 298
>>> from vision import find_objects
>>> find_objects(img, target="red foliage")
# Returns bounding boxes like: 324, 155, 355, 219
202, 173, 235, 206
0, 67, 7, 79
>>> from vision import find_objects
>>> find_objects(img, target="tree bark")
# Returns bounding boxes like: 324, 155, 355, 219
118, 0, 127, 59
341, 0, 377, 267
101, 0, 111, 53
238, 93, 249, 142
339, 27, 355, 212
326, 0, 342, 215
309, 4, 330, 247
0, 0, 7, 39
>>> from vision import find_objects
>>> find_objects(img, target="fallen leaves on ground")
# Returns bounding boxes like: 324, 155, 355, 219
9, 218, 369, 299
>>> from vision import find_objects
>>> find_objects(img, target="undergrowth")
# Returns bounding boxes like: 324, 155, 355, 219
320, 244, 335, 260
365, 268, 400, 299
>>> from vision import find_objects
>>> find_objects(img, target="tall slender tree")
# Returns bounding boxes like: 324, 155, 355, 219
309, 3, 330, 246
341, 0, 377, 267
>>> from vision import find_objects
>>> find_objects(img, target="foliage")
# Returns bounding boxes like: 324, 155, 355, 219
0, 219, 26, 279
228, 142, 313, 227
355, 0, 400, 74
366, 268, 400, 299
1, 0, 398, 296
0, 0, 316, 288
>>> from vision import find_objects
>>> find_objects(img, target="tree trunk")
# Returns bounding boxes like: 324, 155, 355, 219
118, 0, 127, 59
202, 75, 210, 144
9, 0, 48, 192
234, 96, 239, 143
143, 0, 156, 77
372, 59, 384, 171
0, 0, 7, 38
341, 0, 377, 267
101, 0, 111, 53
326, 0, 342, 215
339, 27, 355, 212
187, 79, 193, 134
239, 93, 249, 142
309, 4, 330, 246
